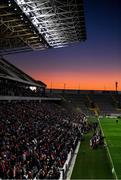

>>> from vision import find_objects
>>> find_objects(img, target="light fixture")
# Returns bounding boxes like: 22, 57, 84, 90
14, 0, 86, 48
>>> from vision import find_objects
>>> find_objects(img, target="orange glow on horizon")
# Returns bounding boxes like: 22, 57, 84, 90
46, 82, 121, 91
33, 71, 121, 91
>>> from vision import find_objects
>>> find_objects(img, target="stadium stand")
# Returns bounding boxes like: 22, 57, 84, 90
0, 59, 89, 179
0, 57, 46, 96
46, 89, 121, 117
112, 94, 121, 109
0, 101, 87, 179
88, 93, 121, 116
63, 94, 95, 116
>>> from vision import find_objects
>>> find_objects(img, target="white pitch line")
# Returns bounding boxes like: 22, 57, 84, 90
98, 117, 118, 180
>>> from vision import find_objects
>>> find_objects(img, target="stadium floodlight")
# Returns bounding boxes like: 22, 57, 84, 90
14, 0, 86, 48
29, 86, 36, 91
16, 0, 25, 4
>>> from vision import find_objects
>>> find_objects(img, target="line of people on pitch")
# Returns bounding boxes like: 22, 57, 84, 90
90, 122, 104, 149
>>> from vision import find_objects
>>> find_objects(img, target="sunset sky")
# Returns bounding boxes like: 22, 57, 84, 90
5, 0, 121, 91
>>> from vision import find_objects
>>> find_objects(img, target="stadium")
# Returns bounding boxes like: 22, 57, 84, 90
0, 0, 121, 179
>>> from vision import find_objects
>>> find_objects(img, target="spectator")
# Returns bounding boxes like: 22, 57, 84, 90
0, 101, 87, 179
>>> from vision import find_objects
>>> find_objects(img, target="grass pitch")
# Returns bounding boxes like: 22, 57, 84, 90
71, 132, 113, 179
100, 117, 121, 179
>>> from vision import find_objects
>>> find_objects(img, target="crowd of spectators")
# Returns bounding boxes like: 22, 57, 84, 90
0, 101, 88, 179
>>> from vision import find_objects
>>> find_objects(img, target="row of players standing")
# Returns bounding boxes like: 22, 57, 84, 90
90, 122, 104, 149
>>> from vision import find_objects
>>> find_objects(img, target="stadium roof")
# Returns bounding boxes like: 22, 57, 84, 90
0, 57, 46, 87
0, 0, 86, 55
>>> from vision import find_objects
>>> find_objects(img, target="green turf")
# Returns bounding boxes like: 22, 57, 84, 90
100, 117, 121, 179
71, 132, 113, 179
